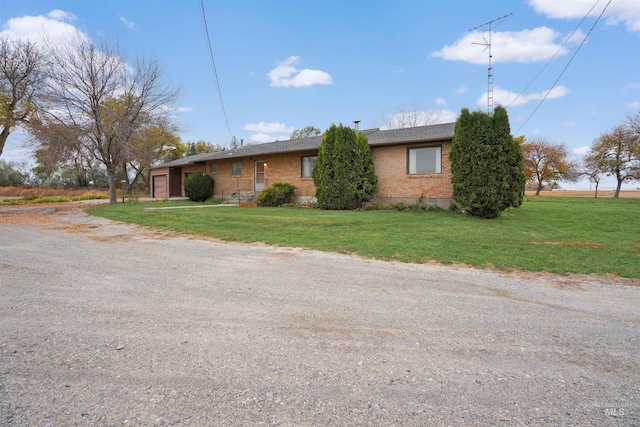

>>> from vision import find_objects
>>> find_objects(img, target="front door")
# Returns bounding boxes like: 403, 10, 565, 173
255, 161, 266, 191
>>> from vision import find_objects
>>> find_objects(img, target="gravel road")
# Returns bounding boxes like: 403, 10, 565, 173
1, 203, 639, 426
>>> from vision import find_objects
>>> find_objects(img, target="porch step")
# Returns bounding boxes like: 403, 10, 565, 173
228, 191, 255, 204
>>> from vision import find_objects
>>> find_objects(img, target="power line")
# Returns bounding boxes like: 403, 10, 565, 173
515, 0, 611, 135
509, 0, 601, 108
200, 0, 233, 139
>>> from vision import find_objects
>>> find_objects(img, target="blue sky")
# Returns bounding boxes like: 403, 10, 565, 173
1, 0, 639, 189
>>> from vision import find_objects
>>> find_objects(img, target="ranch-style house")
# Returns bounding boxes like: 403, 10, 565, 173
149, 122, 456, 207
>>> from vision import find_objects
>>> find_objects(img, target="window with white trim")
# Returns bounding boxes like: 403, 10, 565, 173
231, 162, 242, 176
209, 164, 219, 174
301, 156, 317, 178
408, 146, 441, 174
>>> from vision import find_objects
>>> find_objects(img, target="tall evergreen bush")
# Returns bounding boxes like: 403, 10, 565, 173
450, 106, 524, 218
313, 124, 377, 209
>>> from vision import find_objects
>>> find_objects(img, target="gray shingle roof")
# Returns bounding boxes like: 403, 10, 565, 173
150, 122, 456, 169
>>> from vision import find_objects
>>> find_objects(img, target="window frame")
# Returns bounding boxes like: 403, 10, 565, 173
301, 155, 318, 178
230, 162, 242, 176
407, 145, 442, 175
209, 163, 219, 174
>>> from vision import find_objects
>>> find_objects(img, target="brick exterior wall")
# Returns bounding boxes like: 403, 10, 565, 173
152, 140, 454, 205
371, 141, 453, 206
207, 150, 318, 199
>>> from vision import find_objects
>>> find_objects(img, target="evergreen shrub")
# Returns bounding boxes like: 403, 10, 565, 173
313, 124, 378, 209
184, 172, 214, 202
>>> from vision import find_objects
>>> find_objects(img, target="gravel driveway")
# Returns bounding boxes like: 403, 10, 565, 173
1, 203, 639, 426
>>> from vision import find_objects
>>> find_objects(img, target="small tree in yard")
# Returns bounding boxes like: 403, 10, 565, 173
450, 106, 525, 219
521, 137, 576, 196
586, 124, 639, 198
184, 172, 213, 202
313, 124, 377, 210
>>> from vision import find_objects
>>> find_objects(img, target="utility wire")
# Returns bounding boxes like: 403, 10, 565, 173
509, 0, 601, 107
200, 0, 233, 139
515, 0, 611, 134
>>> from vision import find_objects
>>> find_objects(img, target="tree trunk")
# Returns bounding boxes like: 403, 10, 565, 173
535, 182, 543, 196
614, 180, 622, 198
0, 126, 11, 157
107, 169, 117, 204
594, 182, 599, 198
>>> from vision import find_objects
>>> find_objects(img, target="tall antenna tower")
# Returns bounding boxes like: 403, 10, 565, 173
469, 13, 512, 114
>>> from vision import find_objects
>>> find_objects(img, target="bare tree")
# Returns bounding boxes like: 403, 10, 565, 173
35, 34, 179, 203
0, 38, 48, 156
581, 154, 604, 197
373, 104, 450, 130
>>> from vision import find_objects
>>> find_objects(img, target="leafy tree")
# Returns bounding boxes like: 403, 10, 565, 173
290, 126, 321, 139
0, 159, 28, 186
586, 124, 639, 198
521, 137, 576, 196
0, 38, 48, 157
185, 140, 222, 156
124, 117, 184, 191
450, 106, 524, 219
28, 116, 96, 187
32, 34, 179, 203
313, 124, 377, 209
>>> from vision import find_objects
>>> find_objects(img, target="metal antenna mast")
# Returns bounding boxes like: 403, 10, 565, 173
469, 13, 512, 114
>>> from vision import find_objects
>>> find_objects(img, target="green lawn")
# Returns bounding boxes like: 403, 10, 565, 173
86, 197, 640, 279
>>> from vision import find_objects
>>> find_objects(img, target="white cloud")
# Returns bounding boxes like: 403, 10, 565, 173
455, 84, 467, 94
243, 122, 293, 133
563, 122, 576, 127
48, 10, 77, 22
120, 16, 135, 29
393, 67, 405, 74
572, 145, 591, 155
177, 107, 192, 112
435, 97, 446, 106
628, 101, 640, 109
478, 85, 571, 107
431, 27, 583, 64
629, 82, 640, 89
268, 56, 333, 88
528, 0, 640, 32
249, 133, 289, 143
0, 10, 86, 46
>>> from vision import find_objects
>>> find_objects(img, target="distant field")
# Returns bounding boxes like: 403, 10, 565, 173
0, 186, 109, 198
87, 197, 640, 279
526, 189, 640, 198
